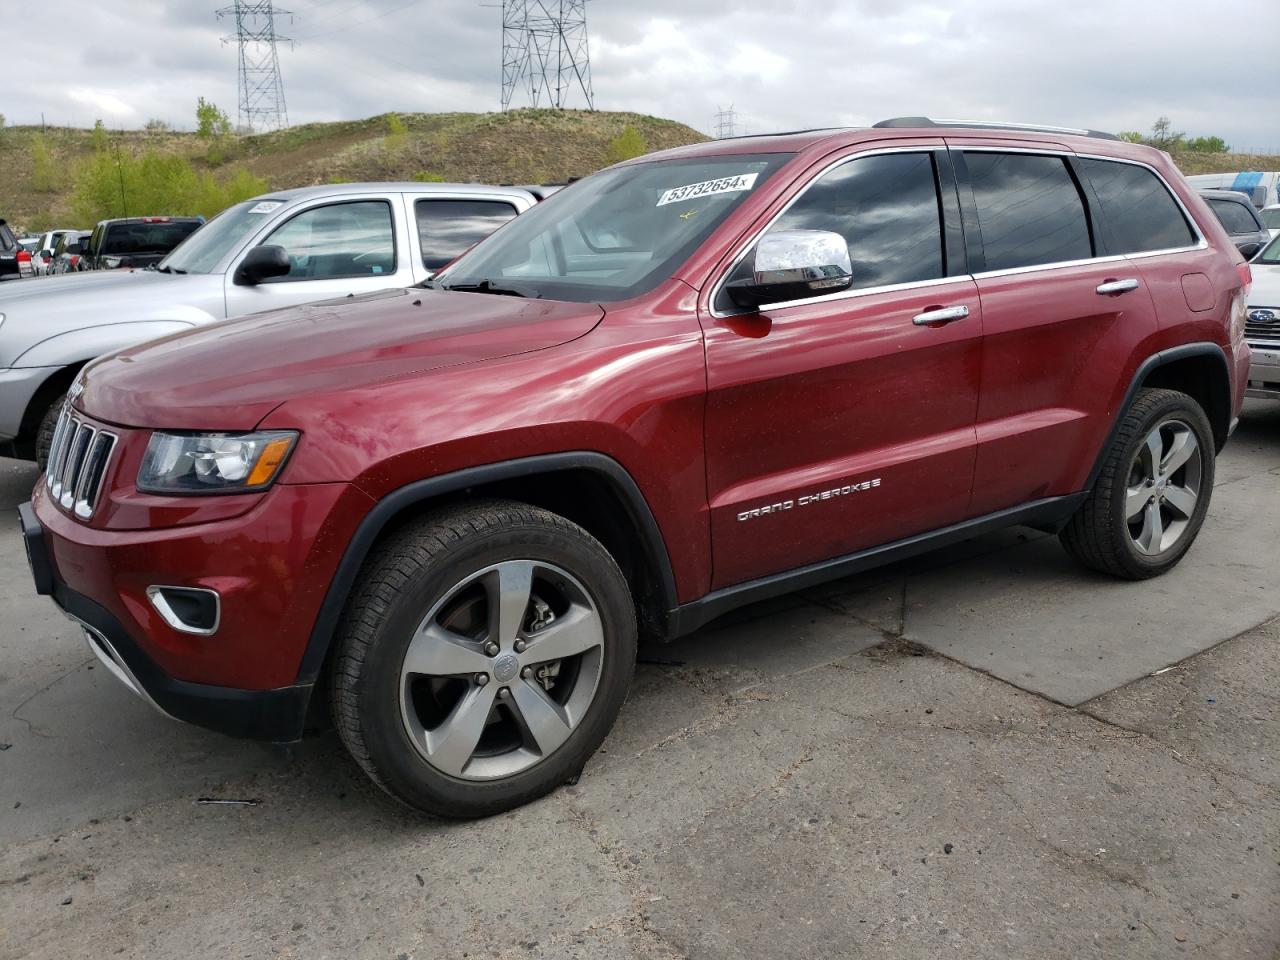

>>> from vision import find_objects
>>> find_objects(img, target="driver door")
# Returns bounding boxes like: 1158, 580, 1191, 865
224, 197, 412, 316
700, 147, 983, 588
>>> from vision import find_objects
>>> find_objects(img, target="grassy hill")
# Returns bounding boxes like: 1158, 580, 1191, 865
0, 109, 709, 232
2, 109, 1277, 233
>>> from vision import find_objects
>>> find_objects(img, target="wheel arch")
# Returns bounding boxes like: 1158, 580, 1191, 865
294, 452, 678, 686
1085, 341, 1232, 491
13, 360, 89, 458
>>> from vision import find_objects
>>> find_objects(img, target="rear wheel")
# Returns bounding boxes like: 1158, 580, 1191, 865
1061, 388, 1215, 579
329, 500, 636, 817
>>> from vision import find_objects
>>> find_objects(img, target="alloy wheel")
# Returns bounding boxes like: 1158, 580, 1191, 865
1125, 418, 1202, 556
399, 559, 604, 781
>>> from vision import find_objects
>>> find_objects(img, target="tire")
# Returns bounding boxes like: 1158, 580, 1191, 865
1060, 387, 1215, 579
329, 499, 637, 817
34, 395, 64, 470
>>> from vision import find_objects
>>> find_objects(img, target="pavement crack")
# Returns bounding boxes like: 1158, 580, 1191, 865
9, 658, 93, 738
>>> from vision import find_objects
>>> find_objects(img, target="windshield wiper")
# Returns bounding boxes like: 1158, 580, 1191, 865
155, 265, 187, 275
441, 278, 538, 299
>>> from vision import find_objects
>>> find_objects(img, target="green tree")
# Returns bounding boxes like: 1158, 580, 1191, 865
91, 119, 109, 153
384, 113, 408, 155
1184, 135, 1229, 153
413, 171, 445, 182
1117, 131, 1144, 144
606, 125, 647, 164
196, 97, 231, 139
145, 118, 172, 133
30, 133, 59, 192
1148, 116, 1184, 151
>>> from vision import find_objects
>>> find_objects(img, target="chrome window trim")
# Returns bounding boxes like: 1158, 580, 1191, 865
708, 145, 1211, 317
146, 585, 222, 637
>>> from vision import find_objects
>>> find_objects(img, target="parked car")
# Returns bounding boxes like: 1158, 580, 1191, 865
21, 120, 1251, 817
1260, 203, 1280, 238
50, 231, 92, 275
1243, 233, 1280, 400
0, 221, 33, 282
1186, 171, 1280, 208
1198, 189, 1270, 259
80, 217, 205, 271
0, 183, 541, 462
30, 230, 80, 276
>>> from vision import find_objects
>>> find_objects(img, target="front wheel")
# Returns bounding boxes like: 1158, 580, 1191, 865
330, 500, 637, 817
1061, 387, 1215, 579
34, 395, 65, 470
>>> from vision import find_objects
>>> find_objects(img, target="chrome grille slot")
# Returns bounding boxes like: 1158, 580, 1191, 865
43, 406, 120, 521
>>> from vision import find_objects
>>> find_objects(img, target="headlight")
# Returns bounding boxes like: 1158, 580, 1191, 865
138, 430, 298, 494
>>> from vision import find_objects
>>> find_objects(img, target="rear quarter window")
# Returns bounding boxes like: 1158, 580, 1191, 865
1076, 158, 1197, 253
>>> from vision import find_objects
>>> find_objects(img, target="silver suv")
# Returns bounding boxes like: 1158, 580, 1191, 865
0, 182, 545, 463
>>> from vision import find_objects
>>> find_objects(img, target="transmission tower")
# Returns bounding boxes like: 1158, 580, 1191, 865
500, 1, 594, 111
217, 1, 292, 132
714, 105, 738, 139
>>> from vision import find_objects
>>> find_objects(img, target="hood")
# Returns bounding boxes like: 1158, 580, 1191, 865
1249, 262, 1280, 308
0, 269, 223, 367
79, 287, 605, 430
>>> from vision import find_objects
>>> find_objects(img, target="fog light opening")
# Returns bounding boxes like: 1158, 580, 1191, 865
146, 586, 221, 636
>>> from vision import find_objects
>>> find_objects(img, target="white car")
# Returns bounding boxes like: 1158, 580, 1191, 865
1260, 203, 1280, 239
30, 230, 80, 276
1246, 234, 1280, 400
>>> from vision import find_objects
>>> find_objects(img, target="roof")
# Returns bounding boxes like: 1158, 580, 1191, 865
1198, 188, 1259, 203
259, 182, 545, 203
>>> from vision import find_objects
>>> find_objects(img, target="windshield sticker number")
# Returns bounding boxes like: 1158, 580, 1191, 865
657, 172, 758, 207
249, 201, 283, 215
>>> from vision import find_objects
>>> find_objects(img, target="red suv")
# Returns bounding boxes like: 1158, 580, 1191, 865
21, 119, 1252, 816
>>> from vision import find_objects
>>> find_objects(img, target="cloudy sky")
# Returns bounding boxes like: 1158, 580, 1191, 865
1, 0, 1277, 151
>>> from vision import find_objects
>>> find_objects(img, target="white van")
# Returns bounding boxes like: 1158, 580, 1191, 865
1185, 172, 1280, 209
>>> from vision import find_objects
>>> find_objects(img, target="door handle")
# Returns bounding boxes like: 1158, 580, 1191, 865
1096, 278, 1140, 296
912, 305, 969, 326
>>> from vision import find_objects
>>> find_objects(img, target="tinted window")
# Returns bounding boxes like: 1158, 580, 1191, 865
964, 152, 1092, 270
415, 199, 518, 271
1077, 158, 1196, 253
721, 152, 944, 305
1261, 208, 1280, 229
264, 200, 395, 281
101, 221, 201, 255
1207, 198, 1263, 235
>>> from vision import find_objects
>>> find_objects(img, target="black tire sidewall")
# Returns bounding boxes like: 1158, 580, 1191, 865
1111, 394, 1215, 575
34, 396, 63, 470
354, 519, 636, 816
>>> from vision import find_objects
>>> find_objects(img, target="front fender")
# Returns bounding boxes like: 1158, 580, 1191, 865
12, 320, 199, 368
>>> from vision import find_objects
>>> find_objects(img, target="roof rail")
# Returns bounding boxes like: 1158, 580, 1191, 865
872, 116, 1120, 141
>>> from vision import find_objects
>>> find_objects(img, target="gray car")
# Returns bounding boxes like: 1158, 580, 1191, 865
0, 182, 543, 463
1198, 189, 1270, 260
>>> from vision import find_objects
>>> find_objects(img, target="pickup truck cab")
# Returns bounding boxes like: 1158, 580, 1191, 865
0, 183, 541, 462
23, 122, 1251, 817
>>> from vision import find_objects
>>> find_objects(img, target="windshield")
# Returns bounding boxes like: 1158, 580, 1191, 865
438, 153, 793, 302
159, 200, 284, 274
1261, 208, 1280, 229
1256, 233, 1280, 264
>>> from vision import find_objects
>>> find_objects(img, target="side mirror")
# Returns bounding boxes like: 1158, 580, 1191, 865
233, 244, 291, 285
725, 229, 853, 309
1238, 240, 1263, 260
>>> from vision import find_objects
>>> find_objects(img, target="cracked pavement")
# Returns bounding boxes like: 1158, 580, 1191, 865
1, 401, 1278, 959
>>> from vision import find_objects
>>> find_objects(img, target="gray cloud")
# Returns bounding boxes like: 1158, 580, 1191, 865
1, 0, 1276, 152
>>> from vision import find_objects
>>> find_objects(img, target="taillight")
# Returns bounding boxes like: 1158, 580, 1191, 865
16, 250, 30, 263
1237, 262, 1252, 294
42, 255, 50, 263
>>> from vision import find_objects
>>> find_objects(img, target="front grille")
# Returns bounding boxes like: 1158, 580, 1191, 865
45, 406, 117, 520
1246, 306, 1280, 343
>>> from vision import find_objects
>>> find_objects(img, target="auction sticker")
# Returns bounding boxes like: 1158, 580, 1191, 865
656, 172, 758, 207
249, 201, 283, 214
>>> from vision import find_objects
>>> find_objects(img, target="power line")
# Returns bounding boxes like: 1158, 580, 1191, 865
292, 0, 425, 40
500, 1, 594, 111
217, 1, 292, 132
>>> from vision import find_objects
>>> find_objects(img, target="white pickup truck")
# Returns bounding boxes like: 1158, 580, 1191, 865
0, 182, 550, 463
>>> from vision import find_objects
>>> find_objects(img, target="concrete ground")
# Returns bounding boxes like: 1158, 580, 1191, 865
1, 402, 1278, 960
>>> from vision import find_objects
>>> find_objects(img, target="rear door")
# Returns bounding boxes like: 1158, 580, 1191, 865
955, 145, 1163, 516
701, 146, 982, 588
224, 195, 413, 316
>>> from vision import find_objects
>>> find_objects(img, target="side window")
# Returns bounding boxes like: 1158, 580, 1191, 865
415, 199, 519, 271
721, 152, 944, 308
1206, 198, 1262, 236
263, 200, 395, 281
964, 152, 1092, 271
1076, 158, 1196, 253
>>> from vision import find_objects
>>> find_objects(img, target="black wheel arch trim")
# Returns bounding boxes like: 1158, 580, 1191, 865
1084, 341, 1232, 491
293, 451, 679, 684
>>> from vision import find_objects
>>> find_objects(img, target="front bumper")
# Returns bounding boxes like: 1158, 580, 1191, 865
1246, 340, 1280, 400
20, 499, 320, 742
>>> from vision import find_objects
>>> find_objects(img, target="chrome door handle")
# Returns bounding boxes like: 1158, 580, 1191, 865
912, 305, 969, 326
1096, 278, 1140, 296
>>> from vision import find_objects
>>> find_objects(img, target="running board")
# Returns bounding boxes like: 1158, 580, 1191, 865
664, 493, 1086, 639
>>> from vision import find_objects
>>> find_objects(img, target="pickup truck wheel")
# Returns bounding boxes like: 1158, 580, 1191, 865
330, 500, 636, 817
1060, 388, 1215, 579
34, 396, 64, 470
